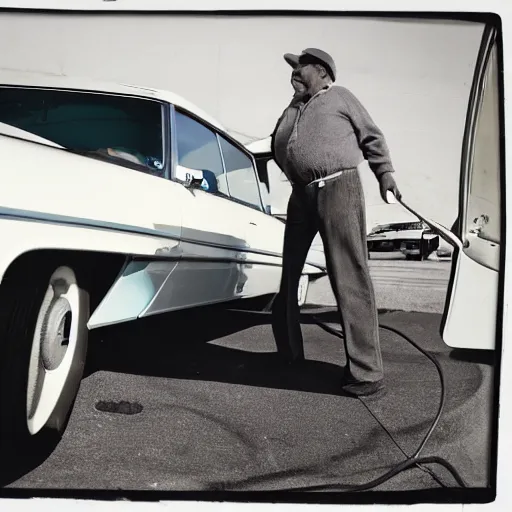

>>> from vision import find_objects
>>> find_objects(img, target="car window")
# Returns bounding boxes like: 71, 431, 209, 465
174, 110, 229, 196
0, 87, 165, 177
218, 136, 262, 210
465, 42, 500, 244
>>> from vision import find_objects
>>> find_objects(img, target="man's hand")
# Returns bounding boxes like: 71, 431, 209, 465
379, 172, 401, 202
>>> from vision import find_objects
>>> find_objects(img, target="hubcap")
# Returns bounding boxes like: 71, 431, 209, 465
40, 297, 72, 371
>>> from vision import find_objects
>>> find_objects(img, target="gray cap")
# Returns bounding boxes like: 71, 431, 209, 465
284, 48, 336, 81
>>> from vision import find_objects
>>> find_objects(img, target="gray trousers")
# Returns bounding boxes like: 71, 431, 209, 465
272, 168, 384, 384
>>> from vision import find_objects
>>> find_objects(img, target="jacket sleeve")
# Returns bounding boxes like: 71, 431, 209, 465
338, 87, 395, 179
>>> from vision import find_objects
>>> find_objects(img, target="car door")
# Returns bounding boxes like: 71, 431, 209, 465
396, 24, 501, 351
440, 25, 502, 351
216, 133, 287, 298
140, 107, 253, 315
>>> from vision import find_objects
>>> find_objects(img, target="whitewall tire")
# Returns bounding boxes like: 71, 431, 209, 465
0, 259, 91, 473
26, 266, 89, 435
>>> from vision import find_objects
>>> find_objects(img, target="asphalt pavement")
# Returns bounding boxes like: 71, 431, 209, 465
2, 256, 494, 500
308, 253, 452, 314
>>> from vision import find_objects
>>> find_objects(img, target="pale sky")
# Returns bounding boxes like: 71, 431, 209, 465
0, 13, 484, 232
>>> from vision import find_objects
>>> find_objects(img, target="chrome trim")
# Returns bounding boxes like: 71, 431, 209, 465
170, 255, 278, 267
0, 205, 182, 240
169, 104, 179, 181
0, 84, 162, 103
162, 103, 171, 180
216, 132, 231, 196
0, 206, 326, 271
177, 236, 325, 271
179, 238, 248, 261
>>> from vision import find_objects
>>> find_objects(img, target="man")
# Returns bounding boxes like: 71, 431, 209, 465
270, 48, 401, 397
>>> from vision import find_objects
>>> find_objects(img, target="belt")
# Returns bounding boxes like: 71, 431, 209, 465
306, 169, 352, 189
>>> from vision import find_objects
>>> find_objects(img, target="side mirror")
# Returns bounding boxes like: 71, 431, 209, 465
184, 170, 205, 189
201, 169, 219, 194
176, 165, 205, 189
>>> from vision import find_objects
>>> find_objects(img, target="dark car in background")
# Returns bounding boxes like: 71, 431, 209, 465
367, 221, 440, 261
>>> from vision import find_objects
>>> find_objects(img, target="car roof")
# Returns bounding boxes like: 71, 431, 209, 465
245, 137, 272, 155
0, 69, 226, 132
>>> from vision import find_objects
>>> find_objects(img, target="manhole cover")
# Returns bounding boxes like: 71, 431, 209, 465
95, 400, 143, 415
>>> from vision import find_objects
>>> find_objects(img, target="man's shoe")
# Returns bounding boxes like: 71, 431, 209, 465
341, 379, 385, 398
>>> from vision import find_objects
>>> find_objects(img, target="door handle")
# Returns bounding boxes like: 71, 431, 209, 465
249, 222, 257, 226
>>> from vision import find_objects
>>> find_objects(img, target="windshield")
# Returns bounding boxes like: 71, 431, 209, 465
0, 86, 165, 176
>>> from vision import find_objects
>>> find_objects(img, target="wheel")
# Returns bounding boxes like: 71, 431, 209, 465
26, 266, 89, 434
0, 263, 89, 466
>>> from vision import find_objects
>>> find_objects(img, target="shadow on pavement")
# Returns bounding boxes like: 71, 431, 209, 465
448, 349, 496, 366
0, 430, 62, 488
1, 304, 493, 494
85, 305, 348, 397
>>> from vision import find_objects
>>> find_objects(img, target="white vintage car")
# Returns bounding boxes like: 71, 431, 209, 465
0, 20, 502, 461
0, 72, 326, 453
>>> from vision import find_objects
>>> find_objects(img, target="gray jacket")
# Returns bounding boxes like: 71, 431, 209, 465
271, 85, 395, 186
